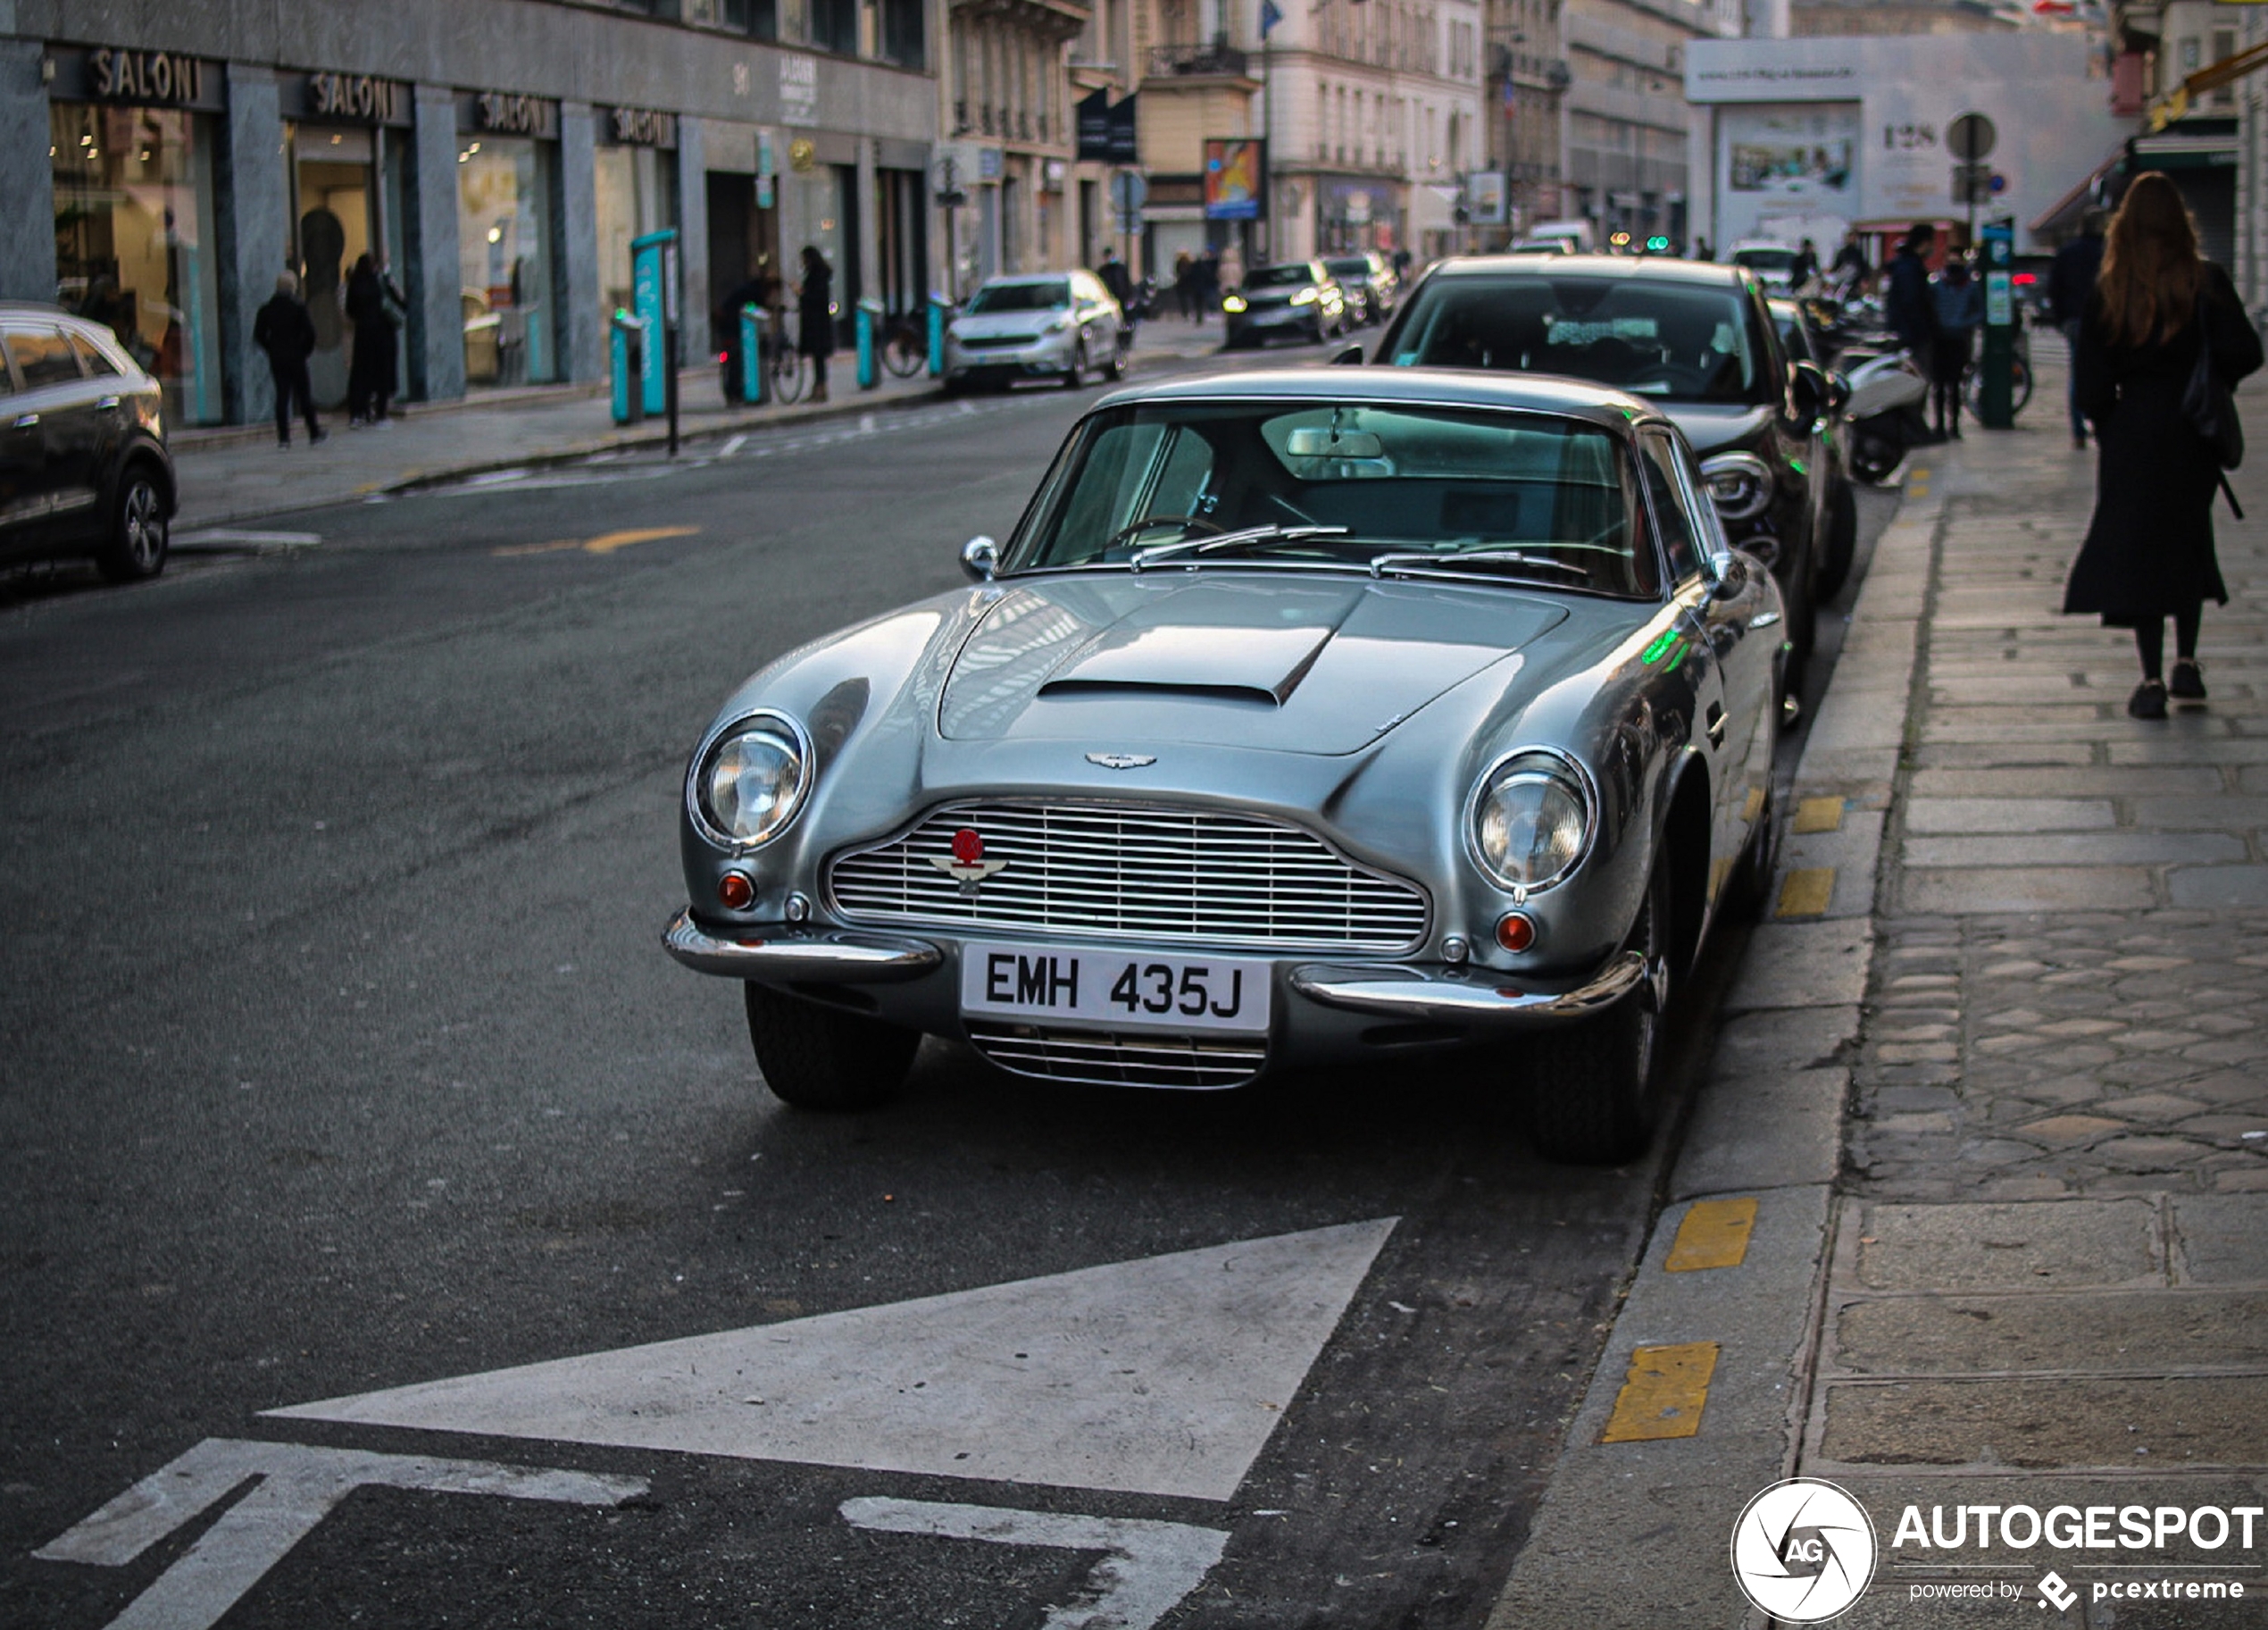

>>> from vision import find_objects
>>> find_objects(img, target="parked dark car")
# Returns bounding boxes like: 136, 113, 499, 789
0, 305, 175, 582
1769, 296, 1859, 597
1324, 252, 1399, 326
1369, 255, 1831, 685
1222, 262, 1349, 348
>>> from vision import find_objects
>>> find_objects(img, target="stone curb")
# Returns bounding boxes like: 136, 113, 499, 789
1485, 460, 1948, 1628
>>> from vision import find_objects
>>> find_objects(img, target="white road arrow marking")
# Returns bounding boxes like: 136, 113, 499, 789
35, 1437, 646, 1630
270, 1217, 1397, 1500
841, 1496, 1228, 1630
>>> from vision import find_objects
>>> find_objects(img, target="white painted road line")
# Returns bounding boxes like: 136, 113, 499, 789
840, 1496, 1229, 1630
718, 432, 749, 458
269, 1217, 1398, 1500
171, 529, 323, 551
36, 1437, 647, 1630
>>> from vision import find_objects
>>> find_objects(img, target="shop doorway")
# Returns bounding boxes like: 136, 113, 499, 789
288, 124, 405, 409
873, 169, 928, 319
705, 171, 779, 355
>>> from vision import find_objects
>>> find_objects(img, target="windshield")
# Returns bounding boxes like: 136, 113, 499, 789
969, 280, 1071, 313
1007, 401, 1654, 597
1246, 264, 1315, 289
1386, 274, 1767, 404
1325, 258, 1373, 280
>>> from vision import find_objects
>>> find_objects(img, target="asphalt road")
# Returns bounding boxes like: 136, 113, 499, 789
0, 361, 1894, 1630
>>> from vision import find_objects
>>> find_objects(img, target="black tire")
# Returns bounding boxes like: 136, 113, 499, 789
882, 326, 923, 379
96, 464, 168, 583
1103, 341, 1124, 381
1523, 859, 1672, 1165
1816, 479, 1858, 600
1064, 337, 1088, 389
744, 983, 919, 1110
1780, 535, 1818, 696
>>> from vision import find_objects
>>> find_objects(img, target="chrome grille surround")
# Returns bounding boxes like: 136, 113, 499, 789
965, 1020, 1267, 1090
825, 800, 1430, 953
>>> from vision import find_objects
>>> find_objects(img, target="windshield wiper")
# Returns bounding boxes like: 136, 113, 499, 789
1369, 548, 1592, 583
1130, 524, 1353, 570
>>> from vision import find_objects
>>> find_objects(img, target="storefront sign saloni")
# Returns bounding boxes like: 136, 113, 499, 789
88, 47, 203, 105
310, 72, 404, 124
608, 106, 676, 146
476, 91, 555, 138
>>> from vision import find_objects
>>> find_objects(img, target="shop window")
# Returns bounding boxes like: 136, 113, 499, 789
49, 103, 224, 424
457, 138, 559, 386
596, 146, 679, 339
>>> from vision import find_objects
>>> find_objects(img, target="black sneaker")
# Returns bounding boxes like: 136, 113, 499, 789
2170, 659, 2207, 700
2128, 679, 2169, 720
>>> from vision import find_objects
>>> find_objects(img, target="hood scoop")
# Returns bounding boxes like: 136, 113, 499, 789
1036, 623, 1331, 707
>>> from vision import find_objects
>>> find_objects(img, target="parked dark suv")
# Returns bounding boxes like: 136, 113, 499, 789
0, 305, 176, 582
1370, 256, 1831, 684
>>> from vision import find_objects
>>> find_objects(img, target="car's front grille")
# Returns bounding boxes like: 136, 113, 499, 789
826, 801, 1428, 953
966, 1020, 1266, 1090
960, 334, 1037, 349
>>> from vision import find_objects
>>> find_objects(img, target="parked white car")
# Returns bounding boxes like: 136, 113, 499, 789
942, 272, 1126, 392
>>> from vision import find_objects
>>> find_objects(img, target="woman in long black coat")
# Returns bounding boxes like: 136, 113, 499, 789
2064, 171, 2264, 718
344, 254, 406, 425
796, 246, 835, 403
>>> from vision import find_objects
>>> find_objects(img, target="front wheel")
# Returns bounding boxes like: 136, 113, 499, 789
882, 326, 924, 378
744, 983, 919, 1110
1522, 860, 1672, 1165
1063, 337, 1088, 389
96, 464, 168, 583
771, 349, 808, 405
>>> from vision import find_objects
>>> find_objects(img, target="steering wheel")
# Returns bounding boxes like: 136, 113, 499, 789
1103, 514, 1224, 553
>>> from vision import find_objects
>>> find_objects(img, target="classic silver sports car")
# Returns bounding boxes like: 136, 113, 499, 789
664, 371, 1786, 1162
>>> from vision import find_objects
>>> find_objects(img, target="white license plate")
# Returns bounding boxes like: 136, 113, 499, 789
960, 941, 1272, 1034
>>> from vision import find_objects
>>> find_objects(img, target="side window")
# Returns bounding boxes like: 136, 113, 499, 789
1638, 433, 1705, 585
6, 326, 84, 390
70, 330, 123, 378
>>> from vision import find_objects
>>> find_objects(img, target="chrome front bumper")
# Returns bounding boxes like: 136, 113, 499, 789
1288, 950, 1658, 1028
662, 909, 942, 981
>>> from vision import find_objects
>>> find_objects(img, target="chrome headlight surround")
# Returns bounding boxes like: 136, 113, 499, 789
1699, 451, 1775, 522
1465, 748, 1597, 898
687, 708, 814, 853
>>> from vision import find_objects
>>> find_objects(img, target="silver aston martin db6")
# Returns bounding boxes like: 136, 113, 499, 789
663, 370, 1785, 1162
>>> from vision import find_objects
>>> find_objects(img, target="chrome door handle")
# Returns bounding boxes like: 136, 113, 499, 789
11, 413, 37, 429
96, 396, 121, 410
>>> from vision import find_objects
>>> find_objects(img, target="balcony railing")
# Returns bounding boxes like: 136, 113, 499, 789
1148, 39, 1249, 77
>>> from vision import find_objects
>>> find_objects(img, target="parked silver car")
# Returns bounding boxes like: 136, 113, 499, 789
663, 370, 1785, 1161
941, 272, 1126, 392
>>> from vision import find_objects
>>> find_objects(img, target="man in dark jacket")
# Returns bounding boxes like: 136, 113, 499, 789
1883, 223, 1939, 365
253, 272, 324, 448
2047, 208, 2108, 449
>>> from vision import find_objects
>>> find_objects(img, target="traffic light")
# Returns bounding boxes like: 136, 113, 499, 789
1645, 235, 1671, 254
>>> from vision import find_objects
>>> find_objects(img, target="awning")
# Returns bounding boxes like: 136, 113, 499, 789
2148, 38, 2268, 130
2029, 141, 2128, 235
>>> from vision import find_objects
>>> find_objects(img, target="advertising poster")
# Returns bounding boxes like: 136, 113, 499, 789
1719, 102, 1859, 247
1204, 138, 1266, 221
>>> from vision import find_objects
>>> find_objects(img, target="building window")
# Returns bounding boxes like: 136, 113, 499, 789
49, 102, 225, 425
812, 0, 859, 54
457, 136, 558, 385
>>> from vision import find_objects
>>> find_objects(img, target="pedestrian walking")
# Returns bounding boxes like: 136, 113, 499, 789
252, 271, 324, 448
1198, 247, 1222, 318
2047, 207, 2108, 450
796, 245, 834, 404
2063, 171, 2263, 721
1883, 224, 1940, 432
1173, 250, 1198, 322
344, 254, 406, 426
1928, 254, 1982, 439
1790, 237, 1820, 289
1830, 230, 1871, 293
1691, 237, 1714, 262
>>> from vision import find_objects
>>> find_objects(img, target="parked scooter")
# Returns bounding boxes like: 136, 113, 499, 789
1840, 348, 1932, 486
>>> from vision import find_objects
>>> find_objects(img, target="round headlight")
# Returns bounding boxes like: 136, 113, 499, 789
1699, 452, 1775, 522
692, 713, 811, 848
1471, 751, 1593, 893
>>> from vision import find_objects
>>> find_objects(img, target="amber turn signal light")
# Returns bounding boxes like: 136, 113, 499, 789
1496, 912, 1537, 953
717, 872, 755, 910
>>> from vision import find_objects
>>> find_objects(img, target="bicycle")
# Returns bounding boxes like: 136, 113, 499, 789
880, 314, 929, 379
1964, 311, 2033, 415
763, 327, 807, 405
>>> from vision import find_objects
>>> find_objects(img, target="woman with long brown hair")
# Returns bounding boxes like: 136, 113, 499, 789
2063, 171, 2262, 718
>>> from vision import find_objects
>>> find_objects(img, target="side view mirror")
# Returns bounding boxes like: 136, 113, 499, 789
1330, 343, 1366, 366
1787, 361, 1829, 430
960, 535, 998, 581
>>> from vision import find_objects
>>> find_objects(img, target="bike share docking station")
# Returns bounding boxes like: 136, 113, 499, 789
611, 228, 681, 452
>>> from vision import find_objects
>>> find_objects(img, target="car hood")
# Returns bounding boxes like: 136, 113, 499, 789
1656, 401, 1775, 458
938, 573, 1568, 755
955, 307, 1066, 336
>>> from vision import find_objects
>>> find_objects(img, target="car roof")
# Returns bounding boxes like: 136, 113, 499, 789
980, 272, 1075, 287
1415, 254, 1754, 288
0, 301, 90, 321
1091, 366, 1672, 432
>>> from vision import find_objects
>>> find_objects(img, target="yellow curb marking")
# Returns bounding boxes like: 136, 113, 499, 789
1776, 867, 1835, 918
1600, 1342, 1720, 1443
1665, 1198, 1758, 1273
1793, 796, 1846, 834
1740, 787, 1765, 824
493, 526, 699, 558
